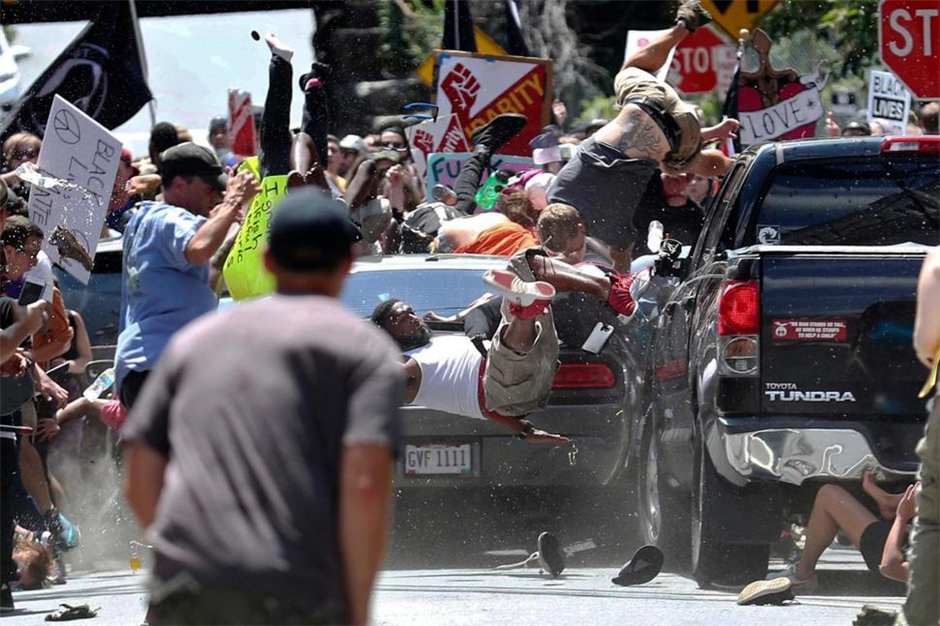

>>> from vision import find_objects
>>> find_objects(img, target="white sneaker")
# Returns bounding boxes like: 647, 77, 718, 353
264, 32, 294, 62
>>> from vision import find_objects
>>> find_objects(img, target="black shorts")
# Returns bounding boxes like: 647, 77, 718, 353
859, 519, 892, 573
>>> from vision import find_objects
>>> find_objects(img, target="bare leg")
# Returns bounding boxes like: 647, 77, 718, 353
623, 24, 689, 72
19, 441, 53, 514
344, 158, 380, 211
527, 253, 610, 300
796, 485, 878, 579
500, 316, 538, 353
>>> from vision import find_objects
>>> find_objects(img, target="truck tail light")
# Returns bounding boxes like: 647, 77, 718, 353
718, 280, 759, 336
718, 280, 759, 377
552, 363, 615, 389
881, 136, 940, 154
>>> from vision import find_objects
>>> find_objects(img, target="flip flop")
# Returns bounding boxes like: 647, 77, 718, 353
611, 545, 664, 586
45, 604, 100, 621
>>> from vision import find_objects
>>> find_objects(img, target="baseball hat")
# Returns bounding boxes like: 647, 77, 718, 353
160, 142, 227, 191
268, 188, 361, 271
339, 134, 369, 154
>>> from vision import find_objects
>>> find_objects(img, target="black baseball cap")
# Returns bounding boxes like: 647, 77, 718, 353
160, 142, 227, 191
268, 188, 362, 271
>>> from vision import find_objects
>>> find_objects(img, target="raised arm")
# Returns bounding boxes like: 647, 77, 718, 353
880, 483, 917, 582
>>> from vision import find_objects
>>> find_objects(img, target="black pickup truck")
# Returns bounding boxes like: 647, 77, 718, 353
630, 135, 939, 587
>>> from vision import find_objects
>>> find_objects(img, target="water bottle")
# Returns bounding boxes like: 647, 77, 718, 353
83, 367, 115, 402
647, 220, 664, 254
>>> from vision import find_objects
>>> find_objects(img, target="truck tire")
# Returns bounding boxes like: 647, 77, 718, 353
637, 420, 690, 568
691, 437, 769, 587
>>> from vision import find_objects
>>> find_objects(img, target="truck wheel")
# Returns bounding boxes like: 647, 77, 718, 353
637, 420, 690, 568
691, 438, 769, 587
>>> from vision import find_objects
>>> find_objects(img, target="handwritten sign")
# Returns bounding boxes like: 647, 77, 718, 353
28, 95, 121, 284
425, 152, 535, 202
222, 172, 287, 300
867, 70, 910, 134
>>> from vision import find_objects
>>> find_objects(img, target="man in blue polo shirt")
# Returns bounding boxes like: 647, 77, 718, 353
115, 143, 259, 409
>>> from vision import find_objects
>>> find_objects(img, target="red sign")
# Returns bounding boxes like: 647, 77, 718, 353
670, 26, 736, 95
772, 319, 848, 342
228, 89, 257, 157
879, 0, 940, 100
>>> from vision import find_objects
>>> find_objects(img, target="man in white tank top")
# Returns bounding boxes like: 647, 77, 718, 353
372, 248, 641, 443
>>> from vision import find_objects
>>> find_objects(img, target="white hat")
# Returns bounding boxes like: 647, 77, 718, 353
339, 134, 369, 154
525, 172, 555, 211
532, 145, 562, 165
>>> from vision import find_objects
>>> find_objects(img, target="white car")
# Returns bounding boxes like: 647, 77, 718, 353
0, 29, 30, 107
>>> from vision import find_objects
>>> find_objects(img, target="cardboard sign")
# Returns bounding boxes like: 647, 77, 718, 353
772, 319, 848, 342
28, 95, 121, 284
409, 51, 552, 180
222, 171, 287, 301
228, 89, 257, 157
737, 30, 828, 146
624, 30, 675, 82
424, 152, 535, 202
867, 69, 911, 133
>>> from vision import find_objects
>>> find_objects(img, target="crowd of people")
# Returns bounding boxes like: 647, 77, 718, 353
0, 0, 938, 623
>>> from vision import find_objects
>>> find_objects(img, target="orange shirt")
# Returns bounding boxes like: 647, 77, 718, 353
454, 222, 537, 256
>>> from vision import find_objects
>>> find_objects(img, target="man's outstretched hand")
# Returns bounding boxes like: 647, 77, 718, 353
522, 425, 570, 445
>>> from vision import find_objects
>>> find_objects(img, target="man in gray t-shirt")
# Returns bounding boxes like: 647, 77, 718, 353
123, 189, 402, 626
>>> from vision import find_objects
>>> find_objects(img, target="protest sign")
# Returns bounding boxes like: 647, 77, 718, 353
228, 89, 257, 157
736, 30, 828, 146
425, 152, 535, 202
28, 95, 121, 284
222, 172, 287, 301
867, 69, 911, 133
409, 51, 552, 179
624, 29, 675, 82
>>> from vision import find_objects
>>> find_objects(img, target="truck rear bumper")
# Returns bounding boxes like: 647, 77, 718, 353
721, 427, 918, 485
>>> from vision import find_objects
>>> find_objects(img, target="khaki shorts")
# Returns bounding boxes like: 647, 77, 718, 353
483, 249, 560, 417
613, 67, 702, 169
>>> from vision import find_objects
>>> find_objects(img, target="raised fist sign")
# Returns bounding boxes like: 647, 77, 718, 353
441, 63, 480, 114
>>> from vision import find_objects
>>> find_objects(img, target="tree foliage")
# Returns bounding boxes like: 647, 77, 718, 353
758, 0, 879, 78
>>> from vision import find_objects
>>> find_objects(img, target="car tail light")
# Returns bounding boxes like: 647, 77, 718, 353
881, 136, 940, 154
718, 280, 760, 378
718, 280, 759, 336
552, 363, 615, 389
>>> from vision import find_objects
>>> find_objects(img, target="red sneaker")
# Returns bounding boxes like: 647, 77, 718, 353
483, 269, 554, 319
607, 273, 638, 324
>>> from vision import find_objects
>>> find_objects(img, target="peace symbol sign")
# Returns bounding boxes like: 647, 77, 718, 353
52, 108, 81, 145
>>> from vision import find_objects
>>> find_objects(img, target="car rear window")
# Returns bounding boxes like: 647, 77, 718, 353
752, 158, 939, 246
341, 268, 491, 318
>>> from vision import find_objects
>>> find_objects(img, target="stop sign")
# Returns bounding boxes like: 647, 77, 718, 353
670, 25, 736, 96
879, 0, 940, 100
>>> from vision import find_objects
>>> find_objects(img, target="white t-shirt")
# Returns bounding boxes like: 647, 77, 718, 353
405, 335, 486, 420
24, 251, 55, 303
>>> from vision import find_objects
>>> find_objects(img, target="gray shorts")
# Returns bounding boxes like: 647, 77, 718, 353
482, 250, 560, 417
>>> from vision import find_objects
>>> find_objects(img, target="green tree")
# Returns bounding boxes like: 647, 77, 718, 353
758, 0, 879, 78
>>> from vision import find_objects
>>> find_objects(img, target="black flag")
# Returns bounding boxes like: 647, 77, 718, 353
0, 1, 153, 142
503, 0, 530, 57
442, 0, 477, 53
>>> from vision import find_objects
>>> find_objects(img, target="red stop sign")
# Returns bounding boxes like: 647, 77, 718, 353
879, 0, 940, 100
671, 26, 736, 96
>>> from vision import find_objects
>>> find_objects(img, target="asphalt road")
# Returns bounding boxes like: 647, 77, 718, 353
4, 550, 904, 625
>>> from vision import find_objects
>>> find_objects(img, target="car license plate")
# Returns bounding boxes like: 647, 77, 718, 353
404, 443, 473, 476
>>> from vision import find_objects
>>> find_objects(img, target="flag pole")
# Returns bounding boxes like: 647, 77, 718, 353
128, 0, 156, 128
